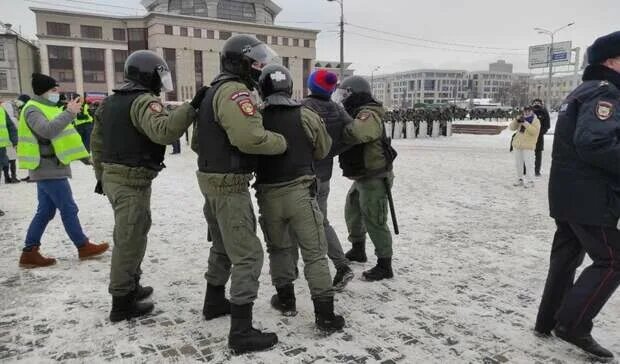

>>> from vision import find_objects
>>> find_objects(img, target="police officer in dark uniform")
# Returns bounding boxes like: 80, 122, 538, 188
535, 31, 620, 361
530, 98, 550, 176
91, 50, 205, 321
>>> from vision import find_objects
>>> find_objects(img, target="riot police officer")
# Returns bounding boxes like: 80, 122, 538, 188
334, 76, 397, 281
91, 50, 203, 322
254, 64, 345, 332
535, 31, 620, 361
193, 35, 285, 354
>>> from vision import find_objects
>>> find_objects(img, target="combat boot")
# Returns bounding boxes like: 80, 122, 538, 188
362, 258, 394, 281
270, 284, 297, 316
109, 292, 154, 322
203, 283, 231, 320
554, 326, 614, 361
228, 303, 278, 355
345, 241, 367, 263
313, 297, 345, 332
332, 265, 354, 292
19, 247, 57, 268
134, 277, 153, 301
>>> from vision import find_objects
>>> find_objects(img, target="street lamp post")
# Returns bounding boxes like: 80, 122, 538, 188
370, 66, 381, 95
534, 22, 574, 108
327, 0, 344, 80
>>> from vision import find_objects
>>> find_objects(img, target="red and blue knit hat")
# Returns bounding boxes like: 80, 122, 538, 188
308, 69, 338, 97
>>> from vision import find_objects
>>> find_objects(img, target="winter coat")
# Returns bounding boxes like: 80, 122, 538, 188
509, 116, 541, 150
549, 64, 620, 227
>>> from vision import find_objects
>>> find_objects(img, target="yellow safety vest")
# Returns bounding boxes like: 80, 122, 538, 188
0, 111, 10, 148
17, 100, 90, 170
74, 104, 94, 126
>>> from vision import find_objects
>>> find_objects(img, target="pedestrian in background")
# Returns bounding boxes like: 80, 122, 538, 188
0, 103, 18, 184
531, 98, 551, 176
509, 106, 540, 188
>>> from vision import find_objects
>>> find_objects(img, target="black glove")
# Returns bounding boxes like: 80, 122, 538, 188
190, 86, 209, 109
517, 117, 524, 123
94, 181, 104, 195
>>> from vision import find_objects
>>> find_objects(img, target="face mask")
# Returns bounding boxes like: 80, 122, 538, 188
525, 115, 534, 122
47, 93, 60, 104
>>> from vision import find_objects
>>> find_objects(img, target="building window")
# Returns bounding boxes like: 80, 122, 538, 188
304, 39, 311, 48
170, 0, 207, 15
81, 25, 103, 39
217, 0, 256, 22
271, 36, 278, 45
195, 50, 203, 91
256, 34, 267, 43
206, 30, 215, 39
282, 57, 289, 69
48, 45, 74, 82
164, 25, 173, 35
219, 31, 232, 40
163, 48, 177, 101
194, 28, 202, 38
82, 48, 106, 83
282, 37, 289, 46
180, 27, 188, 36
293, 39, 299, 47
113, 28, 126, 41
47, 22, 70, 37
113, 50, 128, 84
424, 79, 435, 91
127, 28, 148, 53
0, 71, 7, 90
0, 44, 4, 61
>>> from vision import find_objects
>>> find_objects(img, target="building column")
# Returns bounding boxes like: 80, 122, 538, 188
39, 43, 50, 75
73, 46, 84, 95
105, 48, 114, 94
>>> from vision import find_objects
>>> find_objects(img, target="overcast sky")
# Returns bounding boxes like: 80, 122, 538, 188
2, 0, 618, 76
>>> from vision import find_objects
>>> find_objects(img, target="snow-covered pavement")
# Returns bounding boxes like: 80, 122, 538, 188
1, 133, 618, 363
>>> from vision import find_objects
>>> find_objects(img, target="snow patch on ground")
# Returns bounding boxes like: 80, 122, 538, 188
0, 134, 617, 363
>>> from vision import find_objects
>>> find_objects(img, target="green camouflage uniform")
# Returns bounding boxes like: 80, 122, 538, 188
192, 81, 287, 305
255, 107, 333, 299
92, 93, 196, 296
342, 105, 394, 259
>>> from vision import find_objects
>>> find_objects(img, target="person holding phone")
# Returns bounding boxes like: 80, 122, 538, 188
18, 73, 109, 268
508, 106, 541, 188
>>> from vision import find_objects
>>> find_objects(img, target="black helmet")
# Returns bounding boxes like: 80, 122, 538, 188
258, 64, 293, 99
221, 34, 278, 89
124, 50, 174, 93
332, 75, 372, 104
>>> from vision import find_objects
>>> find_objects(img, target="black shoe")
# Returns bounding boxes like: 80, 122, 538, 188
270, 284, 297, 316
535, 172, 542, 177
554, 326, 614, 361
345, 242, 367, 263
109, 292, 154, 322
135, 284, 154, 301
229, 303, 278, 355
362, 258, 394, 281
313, 297, 345, 333
332, 265, 354, 292
203, 283, 231, 320
6, 178, 20, 184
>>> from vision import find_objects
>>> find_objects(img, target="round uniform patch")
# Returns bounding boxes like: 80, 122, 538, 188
358, 111, 371, 121
238, 99, 256, 116
596, 101, 614, 121
149, 102, 163, 113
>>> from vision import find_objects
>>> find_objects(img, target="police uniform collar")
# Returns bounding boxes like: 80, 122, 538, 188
264, 93, 300, 108
211, 73, 241, 86
308, 93, 331, 101
583, 64, 620, 90
114, 80, 151, 94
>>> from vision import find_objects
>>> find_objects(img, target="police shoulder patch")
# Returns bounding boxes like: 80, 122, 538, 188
595, 100, 614, 121
358, 111, 372, 121
238, 99, 256, 116
230, 91, 251, 101
148, 101, 163, 113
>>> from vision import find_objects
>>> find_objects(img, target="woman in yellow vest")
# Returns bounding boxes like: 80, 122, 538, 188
18, 73, 109, 268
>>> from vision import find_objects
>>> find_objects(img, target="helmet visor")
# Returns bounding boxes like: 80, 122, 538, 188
331, 88, 351, 104
244, 43, 279, 69
157, 66, 174, 92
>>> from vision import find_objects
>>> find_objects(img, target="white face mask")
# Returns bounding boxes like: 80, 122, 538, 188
46, 93, 60, 104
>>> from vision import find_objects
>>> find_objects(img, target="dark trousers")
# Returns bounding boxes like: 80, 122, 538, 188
76, 123, 93, 153
534, 149, 542, 174
536, 221, 620, 335
171, 139, 181, 154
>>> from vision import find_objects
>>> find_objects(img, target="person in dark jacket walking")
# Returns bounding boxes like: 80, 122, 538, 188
531, 98, 550, 176
299, 69, 355, 291
535, 31, 620, 361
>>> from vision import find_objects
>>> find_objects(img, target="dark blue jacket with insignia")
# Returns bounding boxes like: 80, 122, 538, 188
549, 64, 620, 227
